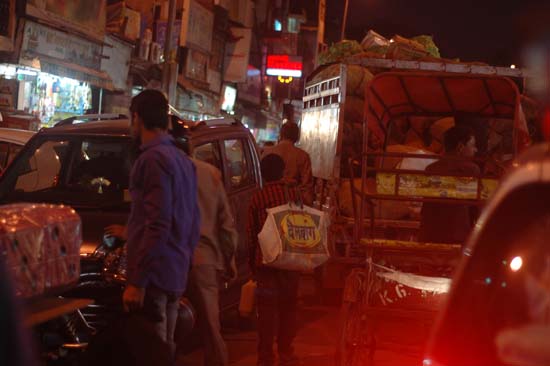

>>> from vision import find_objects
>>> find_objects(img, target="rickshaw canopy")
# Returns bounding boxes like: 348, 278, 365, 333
365, 72, 530, 152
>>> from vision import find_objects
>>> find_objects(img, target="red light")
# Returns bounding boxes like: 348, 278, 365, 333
266, 55, 303, 77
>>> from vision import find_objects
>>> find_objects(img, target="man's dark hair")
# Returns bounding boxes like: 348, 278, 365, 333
261, 154, 285, 182
130, 89, 169, 130
444, 126, 475, 153
280, 122, 300, 143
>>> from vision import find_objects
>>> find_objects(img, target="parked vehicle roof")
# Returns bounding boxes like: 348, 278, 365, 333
39, 116, 247, 138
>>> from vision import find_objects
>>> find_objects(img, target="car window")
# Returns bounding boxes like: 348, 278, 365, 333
193, 142, 222, 173
0, 142, 9, 170
68, 139, 132, 195
14, 140, 69, 192
5, 137, 132, 207
223, 139, 253, 189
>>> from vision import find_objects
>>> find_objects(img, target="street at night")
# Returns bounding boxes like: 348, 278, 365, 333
1, 1, 550, 366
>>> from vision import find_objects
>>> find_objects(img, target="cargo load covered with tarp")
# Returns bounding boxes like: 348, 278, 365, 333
0, 203, 82, 299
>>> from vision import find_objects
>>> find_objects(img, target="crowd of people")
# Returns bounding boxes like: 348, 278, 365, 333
0, 89, 485, 366
115, 89, 313, 366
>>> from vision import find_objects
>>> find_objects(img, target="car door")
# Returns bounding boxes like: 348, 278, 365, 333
220, 136, 260, 281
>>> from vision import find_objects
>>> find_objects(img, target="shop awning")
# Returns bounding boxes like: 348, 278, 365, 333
30, 55, 114, 91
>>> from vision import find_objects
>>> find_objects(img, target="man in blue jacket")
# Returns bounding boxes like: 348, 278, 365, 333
123, 89, 200, 357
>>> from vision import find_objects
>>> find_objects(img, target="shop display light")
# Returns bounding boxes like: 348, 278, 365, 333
16, 68, 38, 76
0, 64, 16, 78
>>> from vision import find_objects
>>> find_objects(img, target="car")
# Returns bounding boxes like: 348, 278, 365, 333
0, 127, 35, 171
0, 114, 262, 310
424, 143, 550, 366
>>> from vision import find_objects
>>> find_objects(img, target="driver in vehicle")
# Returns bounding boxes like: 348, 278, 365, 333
418, 126, 480, 244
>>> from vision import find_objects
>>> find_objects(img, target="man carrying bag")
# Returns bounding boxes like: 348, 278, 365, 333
247, 154, 329, 366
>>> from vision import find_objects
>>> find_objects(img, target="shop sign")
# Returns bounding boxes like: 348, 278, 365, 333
0, 0, 15, 51
224, 27, 252, 83
26, 0, 106, 41
238, 65, 262, 105
21, 21, 103, 72
180, 0, 214, 53
155, 20, 182, 51
266, 55, 303, 77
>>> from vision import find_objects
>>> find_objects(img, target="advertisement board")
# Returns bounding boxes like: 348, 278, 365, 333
221, 84, 237, 112
26, 0, 106, 41
20, 21, 112, 90
266, 55, 303, 77
20, 21, 103, 71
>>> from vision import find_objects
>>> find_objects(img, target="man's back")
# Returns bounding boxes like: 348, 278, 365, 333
192, 158, 237, 270
127, 135, 200, 293
265, 141, 312, 203
418, 159, 481, 244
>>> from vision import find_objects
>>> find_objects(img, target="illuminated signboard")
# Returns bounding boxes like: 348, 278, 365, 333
221, 84, 237, 113
266, 55, 303, 77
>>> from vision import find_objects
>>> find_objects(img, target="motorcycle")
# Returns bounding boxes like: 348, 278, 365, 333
62, 235, 196, 356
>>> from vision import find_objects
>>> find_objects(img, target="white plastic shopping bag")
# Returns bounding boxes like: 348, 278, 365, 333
257, 202, 330, 271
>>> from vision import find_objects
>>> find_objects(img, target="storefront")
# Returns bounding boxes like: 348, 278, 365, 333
0, 65, 93, 125
8, 19, 112, 127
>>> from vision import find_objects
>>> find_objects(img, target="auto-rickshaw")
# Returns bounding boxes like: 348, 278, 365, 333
338, 70, 532, 366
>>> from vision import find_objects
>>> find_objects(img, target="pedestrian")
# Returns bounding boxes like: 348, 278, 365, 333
182, 143, 239, 366
263, 122, 313, 205
418, 125, 480, 244
123, 89, 201, 358
247, 154, 301, 366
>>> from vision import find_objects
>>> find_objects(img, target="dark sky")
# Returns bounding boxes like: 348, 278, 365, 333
294, 0, 550, 67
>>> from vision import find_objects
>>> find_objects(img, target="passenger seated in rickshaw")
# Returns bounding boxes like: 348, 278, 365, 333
418, 126, 480, 244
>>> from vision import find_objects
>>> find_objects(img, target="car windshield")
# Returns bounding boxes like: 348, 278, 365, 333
0, 136, 133, 208
428, 185, 550, 366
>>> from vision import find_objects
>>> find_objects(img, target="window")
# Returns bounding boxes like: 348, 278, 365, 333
224, 139, 253, 189
288, 17, 299, 33
15, 140, 69, 192
68, 139, 132, 195
6, 137, 132, 206
193, 142, 222, 173
274, 19, 282, 32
